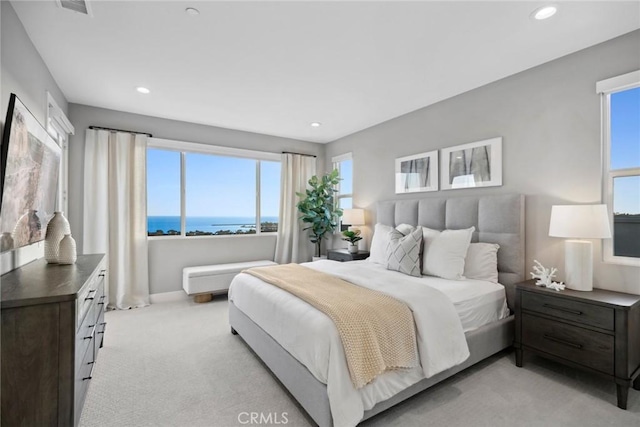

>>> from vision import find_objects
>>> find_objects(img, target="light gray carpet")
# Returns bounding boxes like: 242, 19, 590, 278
80, 296, 640, 427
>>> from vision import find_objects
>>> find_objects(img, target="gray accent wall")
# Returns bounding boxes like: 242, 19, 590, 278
0, 1, 69, 274
67, 104, 325, 294
326, 30, 640, 294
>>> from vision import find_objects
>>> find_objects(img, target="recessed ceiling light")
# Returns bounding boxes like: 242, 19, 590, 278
531, 5, 557, 20
310, 122, 322, 128
136, 87, 150, 94
185, 7, 200, 16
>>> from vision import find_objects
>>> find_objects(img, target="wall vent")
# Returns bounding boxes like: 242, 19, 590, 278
56, 0, 92, 16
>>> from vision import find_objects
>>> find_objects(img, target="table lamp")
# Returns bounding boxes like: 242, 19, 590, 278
549, 204, 611, 291
342, 208, 365, 232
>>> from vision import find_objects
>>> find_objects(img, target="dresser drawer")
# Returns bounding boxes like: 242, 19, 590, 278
74, 338, 95, 426
77, 272, 101, 329
522, 313, 614, 375
75, 302, 96, 373
94, 278, 106, 323
521, 291, 614, 331
94, 305, 106, 359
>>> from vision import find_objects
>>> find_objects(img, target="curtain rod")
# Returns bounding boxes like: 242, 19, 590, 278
282, 151, 317, 158
89, 125, 153, 137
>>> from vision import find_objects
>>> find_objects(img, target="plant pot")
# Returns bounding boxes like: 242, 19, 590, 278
348, 244, 359, 254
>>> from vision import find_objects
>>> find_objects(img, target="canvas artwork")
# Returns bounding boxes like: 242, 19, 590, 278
395, 151, 438, 193
0, 95, 61, 251
441, 137, 502, 190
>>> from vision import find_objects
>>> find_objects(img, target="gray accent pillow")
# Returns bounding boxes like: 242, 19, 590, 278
385, 227, 423, 277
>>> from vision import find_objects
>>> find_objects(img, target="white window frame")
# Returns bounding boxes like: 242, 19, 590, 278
332, 152, 353, 230
147, 138, 280, 239
45, 92, 74, 215
597, 70, 640, 266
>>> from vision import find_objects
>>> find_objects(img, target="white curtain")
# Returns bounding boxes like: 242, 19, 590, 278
274, 153, 316, 264
83, 129, 150, 309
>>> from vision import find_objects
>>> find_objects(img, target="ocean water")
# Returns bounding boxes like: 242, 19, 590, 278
148, 216, 278, 234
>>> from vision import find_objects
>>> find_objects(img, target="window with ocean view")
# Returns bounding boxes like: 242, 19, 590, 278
147, 141, 281, 237
599, 72, 640, 265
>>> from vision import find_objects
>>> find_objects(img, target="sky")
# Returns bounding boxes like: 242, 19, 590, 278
147, 150, 280, 218
611, 87, 640, 214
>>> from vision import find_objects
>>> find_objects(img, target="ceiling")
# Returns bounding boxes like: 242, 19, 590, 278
10, 1, 640, 144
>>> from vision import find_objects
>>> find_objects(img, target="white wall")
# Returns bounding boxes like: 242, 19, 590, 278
325, 30, 640, 294
67, 104, 324, 294
0, 1, 69, 274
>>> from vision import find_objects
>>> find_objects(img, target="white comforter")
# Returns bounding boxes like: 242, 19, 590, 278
228, 260, 470, 427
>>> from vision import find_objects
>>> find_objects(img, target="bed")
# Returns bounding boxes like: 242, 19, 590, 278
228, 193, 525, 427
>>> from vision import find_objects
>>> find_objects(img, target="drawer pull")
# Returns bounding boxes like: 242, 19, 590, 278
100, 295, 106, 300
82, 376, 92, 381
83, 336, 92, 340
100, 322, 107, 326
85, 297, 95, 301
87, 361, 94, 365
88, 289, 96, 294
88, 324, 95, 328
97, 331, 105, 335
543, 334, 583, 349
543, 303, 582, 316
98, 302, 105, 306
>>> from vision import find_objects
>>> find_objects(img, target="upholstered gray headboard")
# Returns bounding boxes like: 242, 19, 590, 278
377, 193, 525, 296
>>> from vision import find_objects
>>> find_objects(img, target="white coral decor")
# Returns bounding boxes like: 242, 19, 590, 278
530, 260, 565, 291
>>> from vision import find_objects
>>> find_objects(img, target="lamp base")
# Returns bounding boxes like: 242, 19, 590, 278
564, 240, 593, 291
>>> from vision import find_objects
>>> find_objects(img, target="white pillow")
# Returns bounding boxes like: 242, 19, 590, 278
369, 223, 416, 265
422, 226, 475, 280
464, 243, 500, 283
395, 223, 416, 235
369, 224, 395, 265
385, 228, 423, 277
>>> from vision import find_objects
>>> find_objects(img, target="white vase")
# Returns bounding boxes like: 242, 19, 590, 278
58, 234, 77, 264
348, 244, 359, 254
45, 211, 71, 264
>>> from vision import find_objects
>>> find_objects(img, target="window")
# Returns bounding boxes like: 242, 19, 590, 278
333, 153, 353, 231
598, 71, 640, 265
45, 92, 74, 214
147, 139, 281, 237
333, 153, 353, 210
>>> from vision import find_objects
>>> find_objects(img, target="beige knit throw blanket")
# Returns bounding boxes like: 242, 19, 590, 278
244, 263, 419, 389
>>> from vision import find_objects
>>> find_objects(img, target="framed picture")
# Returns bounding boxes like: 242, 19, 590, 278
440, 137, 502, 190
395, 150, 438, 194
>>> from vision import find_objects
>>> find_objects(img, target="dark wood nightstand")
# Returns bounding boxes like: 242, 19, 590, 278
327, 249, 370, 262
514, 279, 640, 409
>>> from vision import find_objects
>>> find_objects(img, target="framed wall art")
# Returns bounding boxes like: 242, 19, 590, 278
395, 150, 438, 194
440, 137, 502, 190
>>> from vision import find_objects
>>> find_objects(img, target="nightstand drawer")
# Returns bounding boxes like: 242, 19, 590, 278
521, 291, 614, 331
522, 313, 614, 375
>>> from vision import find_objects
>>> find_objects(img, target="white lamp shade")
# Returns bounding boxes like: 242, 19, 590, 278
342, 208, 365, 226
549, 204, 612, 239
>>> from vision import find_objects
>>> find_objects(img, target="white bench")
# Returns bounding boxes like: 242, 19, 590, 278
183, 260, 277, 303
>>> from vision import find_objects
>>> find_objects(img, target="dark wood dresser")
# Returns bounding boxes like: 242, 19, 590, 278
514, 279, 640, 409
1, 254, 107, 426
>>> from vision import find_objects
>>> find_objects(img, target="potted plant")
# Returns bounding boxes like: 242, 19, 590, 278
341, 229, 363, 254
296, 169, 343, 258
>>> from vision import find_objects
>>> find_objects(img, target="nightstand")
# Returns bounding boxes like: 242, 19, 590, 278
327, 249, 370, 262
514, 279, 640, 409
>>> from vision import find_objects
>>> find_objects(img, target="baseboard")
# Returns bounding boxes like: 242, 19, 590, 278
150, 290, 189, 304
